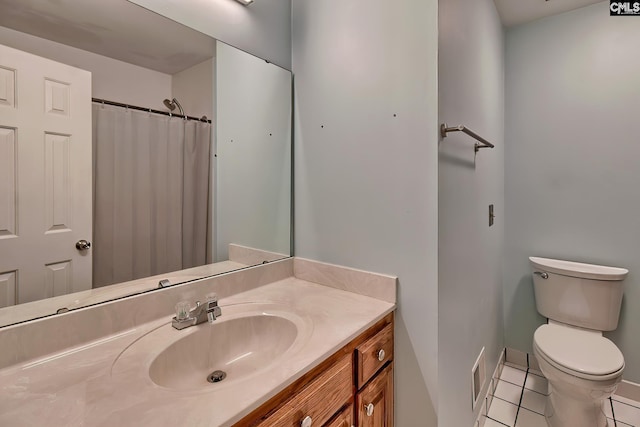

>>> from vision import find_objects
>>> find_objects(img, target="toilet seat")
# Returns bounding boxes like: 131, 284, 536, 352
534, 324, 624, 380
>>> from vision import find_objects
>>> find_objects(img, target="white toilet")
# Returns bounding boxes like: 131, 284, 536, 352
530, 256, 628, 427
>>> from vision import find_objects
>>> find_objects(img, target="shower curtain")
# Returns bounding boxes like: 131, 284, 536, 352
92, 103, 211, 288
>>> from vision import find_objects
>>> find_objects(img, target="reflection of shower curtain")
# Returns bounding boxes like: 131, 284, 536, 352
92, 104, 211, 288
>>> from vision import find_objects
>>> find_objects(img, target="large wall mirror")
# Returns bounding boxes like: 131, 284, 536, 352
0, 0, 292, 327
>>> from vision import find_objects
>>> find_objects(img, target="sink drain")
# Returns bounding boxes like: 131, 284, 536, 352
207, 370, 227, 383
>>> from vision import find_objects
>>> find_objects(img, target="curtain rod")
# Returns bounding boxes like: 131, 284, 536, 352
92, 98, 211, 123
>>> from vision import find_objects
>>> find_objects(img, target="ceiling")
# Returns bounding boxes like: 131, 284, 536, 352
0, 0, 606, 69
0, 0, 216, 74
494, 0, 604, 27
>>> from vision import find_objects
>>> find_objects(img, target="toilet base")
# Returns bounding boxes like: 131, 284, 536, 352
543, 382, 611, 427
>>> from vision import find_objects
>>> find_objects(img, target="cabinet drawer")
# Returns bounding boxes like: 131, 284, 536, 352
356, 323, 393, 388
258, 354, 352, 427
324, 406, 353, 427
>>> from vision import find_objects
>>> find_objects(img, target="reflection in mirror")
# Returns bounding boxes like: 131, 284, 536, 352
0, 0, 292, 327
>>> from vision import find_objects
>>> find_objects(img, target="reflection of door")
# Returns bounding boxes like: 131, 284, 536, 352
0, 44, 92, 308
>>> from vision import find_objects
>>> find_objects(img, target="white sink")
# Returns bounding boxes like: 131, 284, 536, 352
110, 303, 312, 393
149, 314, 298, 390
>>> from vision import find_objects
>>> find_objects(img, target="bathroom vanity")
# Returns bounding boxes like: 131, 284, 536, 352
236, 313, 394, 427
0, 258, 396, 427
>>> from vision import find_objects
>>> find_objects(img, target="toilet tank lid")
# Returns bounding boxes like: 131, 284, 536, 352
534, 324, 624, 376
529, 257, 629, 281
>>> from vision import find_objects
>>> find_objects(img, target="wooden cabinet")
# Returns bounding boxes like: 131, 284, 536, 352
256, 355, 352, 427
235, 313, 393, 427
325, 406, 353, 427
356, 364, 393, 427
356, 323, 393, 388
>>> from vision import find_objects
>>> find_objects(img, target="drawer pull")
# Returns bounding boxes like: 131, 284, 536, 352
365, 403, 375, 417
301, 415, 312, 427
377, 349, 385, 361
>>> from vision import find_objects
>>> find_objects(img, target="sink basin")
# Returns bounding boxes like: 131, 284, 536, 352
148, 313, 299, 390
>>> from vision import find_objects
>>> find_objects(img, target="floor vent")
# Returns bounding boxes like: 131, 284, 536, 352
472, 347, 486, 409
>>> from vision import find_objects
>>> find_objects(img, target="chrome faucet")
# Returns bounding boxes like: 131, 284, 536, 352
172, 294, 222, 330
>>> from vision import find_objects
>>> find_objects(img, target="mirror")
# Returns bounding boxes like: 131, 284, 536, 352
0, 0, 292, 327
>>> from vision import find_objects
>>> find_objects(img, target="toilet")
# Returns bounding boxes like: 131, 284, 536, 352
530, 256, 628, 427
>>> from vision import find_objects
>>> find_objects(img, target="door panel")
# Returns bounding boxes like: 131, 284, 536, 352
357, 364, 393, 427
0, 67, 15, 108
0, 271, 16, 308
0, 127, 16, 237
0, 43, 92, 306
44, 133, 72, 233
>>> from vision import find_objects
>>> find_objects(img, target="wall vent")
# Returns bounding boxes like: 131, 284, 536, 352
472, 347, 487, 409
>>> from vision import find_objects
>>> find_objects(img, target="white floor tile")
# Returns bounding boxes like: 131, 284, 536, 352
521, 389, 546, 415
515, 408, 546, 427
500, 365, 527, 387
612, 399, 640, 426
483, 416, 510, 427
613, 394, 640, 409
525, 373, 548, 395
528, 368, 543, 377
494, 380, 523, 405
488, 398, 518, 427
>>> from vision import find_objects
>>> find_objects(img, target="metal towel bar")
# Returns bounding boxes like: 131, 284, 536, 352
440, 123, 495, 152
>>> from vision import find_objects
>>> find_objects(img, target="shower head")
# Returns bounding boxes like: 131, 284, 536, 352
163, 98, 175, 111
163, 98, 185, 117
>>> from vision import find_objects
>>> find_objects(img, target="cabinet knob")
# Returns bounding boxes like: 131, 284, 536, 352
377, 349, 386, 361
365, 403, 375, 417
301, 415, 312, 427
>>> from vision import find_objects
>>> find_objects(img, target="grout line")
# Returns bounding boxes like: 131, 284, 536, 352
491, 395, 521, 407
512, 368, 528, 427
609, 397, 618, 426
612, 396, 640, 410
486, 415, 511, 427
498, 378, 527, 389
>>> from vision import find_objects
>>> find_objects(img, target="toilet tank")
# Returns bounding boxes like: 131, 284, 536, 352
530, 257, 628, 331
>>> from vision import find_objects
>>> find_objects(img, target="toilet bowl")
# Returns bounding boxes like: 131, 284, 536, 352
533, 322, 624, 427
530, 257, 628, 427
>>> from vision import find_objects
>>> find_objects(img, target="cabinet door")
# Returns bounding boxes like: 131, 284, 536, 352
325, 406, 353, 427
356, 364, 393, 427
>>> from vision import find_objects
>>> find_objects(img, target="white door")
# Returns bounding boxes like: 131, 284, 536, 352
0, 44, 92, 307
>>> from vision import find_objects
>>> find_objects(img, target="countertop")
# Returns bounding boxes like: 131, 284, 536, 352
0, 277, 395, 427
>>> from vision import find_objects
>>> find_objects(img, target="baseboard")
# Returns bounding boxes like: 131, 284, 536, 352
503, 347, 640, 401
616, 380, 640, 403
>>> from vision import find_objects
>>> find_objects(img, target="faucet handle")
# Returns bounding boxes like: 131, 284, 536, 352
175, 301, 191, 321
205, 293, 222, 323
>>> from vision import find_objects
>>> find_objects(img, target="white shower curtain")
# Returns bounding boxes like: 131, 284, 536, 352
92, 103, 211, 288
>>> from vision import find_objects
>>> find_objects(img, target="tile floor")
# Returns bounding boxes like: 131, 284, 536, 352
481, 363, 640, 427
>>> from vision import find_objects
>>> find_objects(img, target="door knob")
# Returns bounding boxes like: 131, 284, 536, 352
301, 415, 312, 427
75, 240, 91, 251
377, 349, 386, 361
